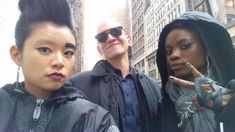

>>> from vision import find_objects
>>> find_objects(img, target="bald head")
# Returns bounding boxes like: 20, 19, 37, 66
96, 19, 122, 35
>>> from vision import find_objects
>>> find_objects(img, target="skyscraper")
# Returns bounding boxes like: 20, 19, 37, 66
68, 0, 84, 72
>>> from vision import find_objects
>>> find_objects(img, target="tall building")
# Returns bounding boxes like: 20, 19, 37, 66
143, 0, 158, 79
131, 0, 151, 74
123, 0, 133, 62
132, 0, 187, 79
67, 0, 84, 72
223, 0, 235, 46
186, 0, 235, 45
227, 21, 235, 46
123, 0, 132, 36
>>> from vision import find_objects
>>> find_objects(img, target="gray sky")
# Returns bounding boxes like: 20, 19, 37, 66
0, 0, 20, 87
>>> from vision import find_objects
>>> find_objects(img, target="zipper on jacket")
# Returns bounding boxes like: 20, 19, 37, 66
33, 99, 44, 121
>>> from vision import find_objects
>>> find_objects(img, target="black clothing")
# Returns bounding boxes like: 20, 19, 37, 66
156, 11, 235, 132
0, 81, 119, 132
69, 60, 162, 132
215, 95, 235, 132
215, 80, 235, 132
115, 69, 141, 132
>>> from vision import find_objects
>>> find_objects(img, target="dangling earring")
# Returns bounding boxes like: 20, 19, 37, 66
206, 54, 211, 77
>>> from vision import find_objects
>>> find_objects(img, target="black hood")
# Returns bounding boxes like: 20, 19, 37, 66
156, 11, 235, 89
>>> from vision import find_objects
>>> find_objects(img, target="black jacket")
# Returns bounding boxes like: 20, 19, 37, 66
214, 80, 235, 132
0, 82, 119, 132
156, 11, 235, 132
216, 95, 235, 132
69, 60, 162, 132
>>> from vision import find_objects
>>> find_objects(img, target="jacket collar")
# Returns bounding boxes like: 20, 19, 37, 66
91, 60, 141, 77
91, 60, 116, 76
4, 81, 84, 104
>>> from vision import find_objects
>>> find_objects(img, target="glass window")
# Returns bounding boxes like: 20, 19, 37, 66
225, 0, 235, 8
149, 69, 156, 79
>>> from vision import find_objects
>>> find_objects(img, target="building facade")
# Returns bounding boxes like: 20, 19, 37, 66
68, 0, 84, 72
132, 0, 187, 79
123, 0, 133, 37
224, 0, 235, 46
131, 0, 151, 73
130, 0, 235, 79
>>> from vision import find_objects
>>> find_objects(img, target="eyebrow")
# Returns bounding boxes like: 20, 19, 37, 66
166, 38, 191, 46
65, 43, 77, 50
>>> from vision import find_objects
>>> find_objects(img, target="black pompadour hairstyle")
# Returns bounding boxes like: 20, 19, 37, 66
15, 0, 73, 50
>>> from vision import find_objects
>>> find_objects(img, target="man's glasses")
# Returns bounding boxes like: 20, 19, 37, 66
95, 26, 123, 43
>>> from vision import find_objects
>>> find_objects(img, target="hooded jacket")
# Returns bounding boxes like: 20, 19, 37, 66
156, 11, 235, 132
0, 81, 119, 132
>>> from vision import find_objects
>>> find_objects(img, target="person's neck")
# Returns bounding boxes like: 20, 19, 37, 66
24, 83, 51, 99
107, 56, 130, 78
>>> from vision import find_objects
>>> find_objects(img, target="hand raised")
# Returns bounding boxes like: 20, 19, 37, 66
169, 62, 204, 89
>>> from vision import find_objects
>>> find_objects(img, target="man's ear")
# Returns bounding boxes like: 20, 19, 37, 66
97, 44, 102, 55
97, 45, 105, 59
10, 45, 22, 66
127, 34, 132, 46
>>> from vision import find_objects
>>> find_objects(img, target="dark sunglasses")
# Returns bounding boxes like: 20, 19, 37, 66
95, 26, 123, 43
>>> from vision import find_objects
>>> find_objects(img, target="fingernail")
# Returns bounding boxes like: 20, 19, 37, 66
169, 76, 175, 80
186, 62, 192, 68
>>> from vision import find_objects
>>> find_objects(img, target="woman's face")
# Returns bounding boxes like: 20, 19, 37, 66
11, 22, 76, 98
165, 27, 206, 79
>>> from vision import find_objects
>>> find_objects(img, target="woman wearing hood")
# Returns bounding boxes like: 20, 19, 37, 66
156, 11, 235, 132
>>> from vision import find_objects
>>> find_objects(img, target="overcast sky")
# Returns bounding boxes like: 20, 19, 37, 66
0, 0, 20, 87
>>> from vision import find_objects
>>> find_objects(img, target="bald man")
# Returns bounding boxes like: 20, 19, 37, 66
69, 19, 162, 132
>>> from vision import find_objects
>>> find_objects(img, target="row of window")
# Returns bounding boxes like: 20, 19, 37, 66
132, 0, 235, 79
134, 53, 158, 79
132, 0, 182, 78
132, 45, 144, 61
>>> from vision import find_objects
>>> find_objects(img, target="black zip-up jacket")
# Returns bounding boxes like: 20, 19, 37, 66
0, 82, 119, 132
69, 60, 162, 132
